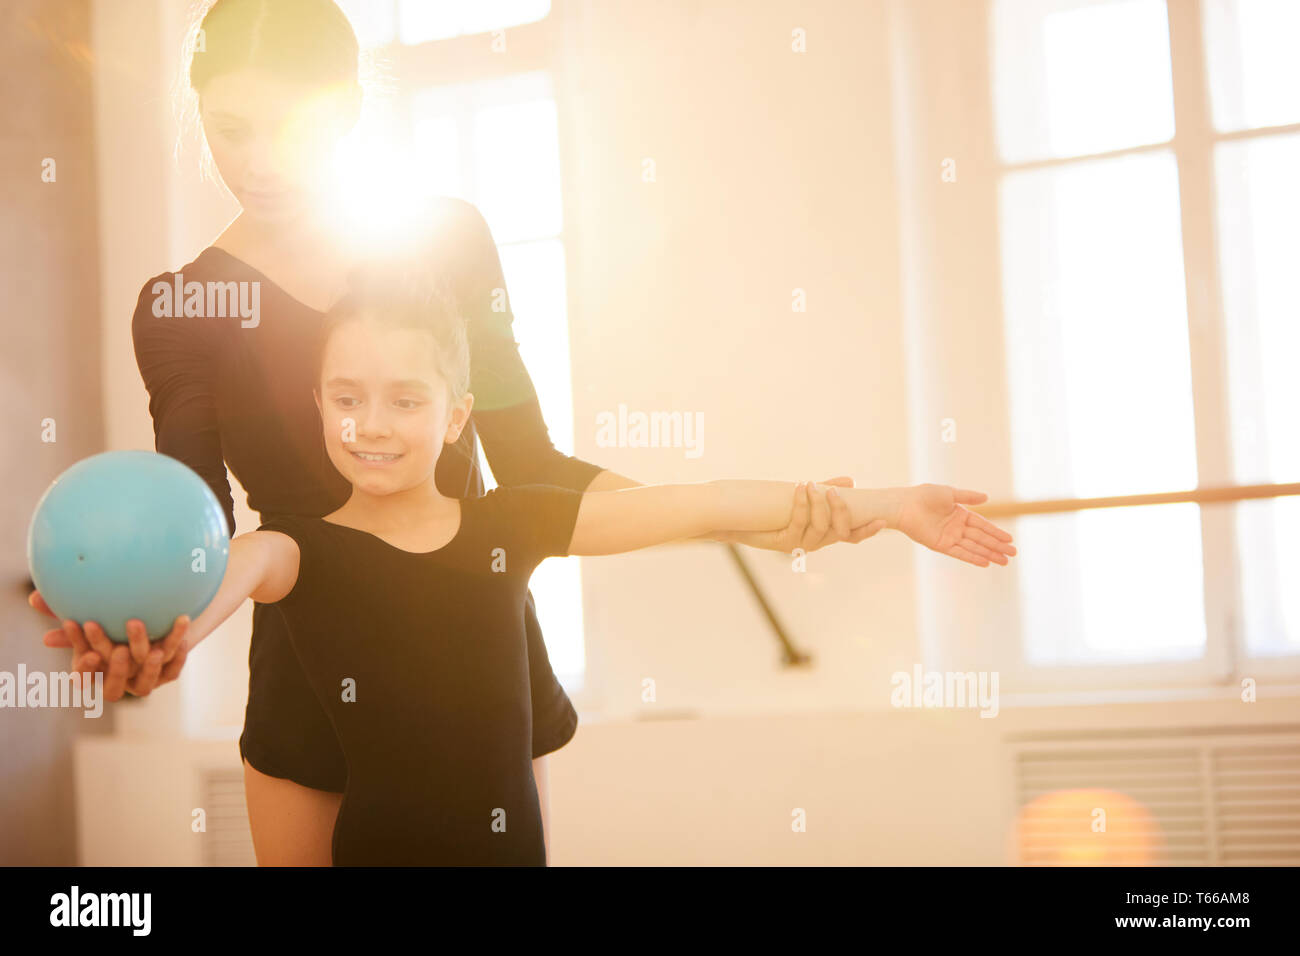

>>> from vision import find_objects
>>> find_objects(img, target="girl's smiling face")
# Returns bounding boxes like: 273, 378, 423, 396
316, 319, 473, 498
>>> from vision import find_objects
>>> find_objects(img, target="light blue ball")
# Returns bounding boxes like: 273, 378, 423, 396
27, 450, 230, 643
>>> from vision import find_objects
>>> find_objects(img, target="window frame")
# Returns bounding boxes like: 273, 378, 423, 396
982, 0, 1300, 687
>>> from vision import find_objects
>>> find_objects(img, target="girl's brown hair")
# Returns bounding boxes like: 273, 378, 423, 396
319, 262, 472, 407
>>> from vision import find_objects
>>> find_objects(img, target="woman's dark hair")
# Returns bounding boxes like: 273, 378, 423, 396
189, 0, 360, 94
318, 262, 472, 406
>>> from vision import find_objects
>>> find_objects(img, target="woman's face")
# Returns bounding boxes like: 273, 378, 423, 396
198, 66, 358, 226
316, 320, 473, 499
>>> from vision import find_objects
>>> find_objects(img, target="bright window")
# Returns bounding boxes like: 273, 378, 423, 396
990, 0, 1300, 674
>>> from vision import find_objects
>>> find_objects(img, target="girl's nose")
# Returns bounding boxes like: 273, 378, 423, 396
356, 406, 393, 438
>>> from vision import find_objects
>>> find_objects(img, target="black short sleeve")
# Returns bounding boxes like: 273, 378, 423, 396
254, 515, 309, 604
487, 484, 584, 568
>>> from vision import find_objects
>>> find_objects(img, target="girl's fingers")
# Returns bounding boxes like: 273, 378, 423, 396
104, 646, 132, 702
953, 488, 989, 505
964, 538, 1008, 565
159, 616, 190, 662
158, 641, 189, 684
820, 476, 855, 488
43, 626, 71, 648
129, 649, 165, 697
72, 650, 101, 681
126, 619, 151, 667
28, 590, 56, 619
968, 512, 1014, 541
62, 619, 91, 660
948, 544, 990, 568
967, 526, 1017, 555
83, 621, 116, 666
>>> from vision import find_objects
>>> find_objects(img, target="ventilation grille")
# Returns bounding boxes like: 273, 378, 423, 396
199, 768, 257, 867
1010, 733, 1300, 866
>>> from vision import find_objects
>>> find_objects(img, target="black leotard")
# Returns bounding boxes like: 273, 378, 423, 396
258, 484, 582, 865
131, 197, 603, 792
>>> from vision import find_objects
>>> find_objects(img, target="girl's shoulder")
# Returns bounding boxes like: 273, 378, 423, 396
255, 512, 328, 543
472, 485, 584, 560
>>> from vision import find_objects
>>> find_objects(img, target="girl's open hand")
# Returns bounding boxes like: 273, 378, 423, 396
29, 589, 191, 700
895, 484, 1017, 567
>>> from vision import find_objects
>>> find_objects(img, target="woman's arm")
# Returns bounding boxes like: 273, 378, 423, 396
36, 276, 245, 693
437, 198, 604, 492
132, 273, 237, 536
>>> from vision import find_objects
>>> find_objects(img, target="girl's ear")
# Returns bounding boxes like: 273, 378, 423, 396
443, 392, 474, 444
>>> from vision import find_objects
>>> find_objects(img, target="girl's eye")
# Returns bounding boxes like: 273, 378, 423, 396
335, 396, 359, 408
219, 127, 250, 143
394, 399, 423, 410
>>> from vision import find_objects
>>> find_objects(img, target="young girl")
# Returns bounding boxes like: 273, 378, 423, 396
172, 264, 1017, 865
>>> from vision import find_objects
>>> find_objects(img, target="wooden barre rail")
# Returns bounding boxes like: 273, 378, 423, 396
971, 482, 1300, 520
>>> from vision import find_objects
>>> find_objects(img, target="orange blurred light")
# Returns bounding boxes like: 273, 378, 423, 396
1012, 788, 1165, 866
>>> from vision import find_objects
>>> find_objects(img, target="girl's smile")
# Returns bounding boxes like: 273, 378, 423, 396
349, 449, 404, 465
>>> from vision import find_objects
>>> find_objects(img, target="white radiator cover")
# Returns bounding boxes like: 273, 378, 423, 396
75, 736, 255, 866
1006, 728, 1300, 865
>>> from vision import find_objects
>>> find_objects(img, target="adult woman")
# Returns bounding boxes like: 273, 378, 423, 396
36, 0, 876, 865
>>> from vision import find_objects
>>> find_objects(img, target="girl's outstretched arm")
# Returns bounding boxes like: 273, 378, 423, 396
184, 531, 301, 648
566, 480, 1017, 568
566, 480, 902, 556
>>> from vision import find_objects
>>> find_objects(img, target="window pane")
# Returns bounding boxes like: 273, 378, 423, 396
1235, 498, 1300, 657
529, 547, 586, 681
1000, 151, 1198, 500
397, 1, 460, 44
992, 0, 1175, 162
474, 98, 564, 243
1015, 506, 1207, 665
495, 239, 583, 679
461, 0, 551, 35
1214, 134, 1300, 485
397, 0, 551, 44
411, 113, 462, 199
1214, 134, 1300, 659
1203, 0, 1300, 132
336, 0, 397, 47
497, 239, 573, 452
